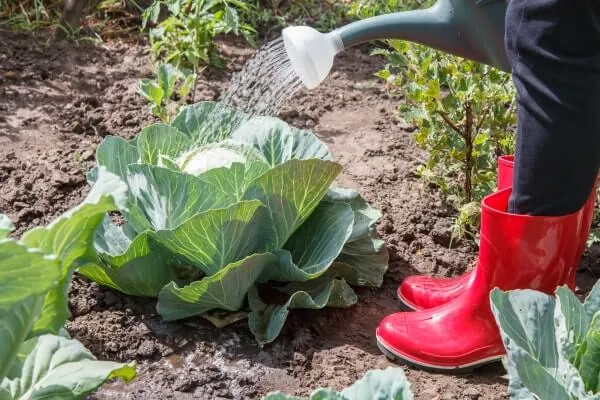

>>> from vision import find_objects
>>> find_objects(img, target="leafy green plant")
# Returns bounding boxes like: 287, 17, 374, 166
82, 101, 388, 345
375, 41, 516, 208
350, 0, 515, 238
137, 62, 197, 123
257, 0, 350, 33
348, 0, 433, 19
490, 281, 600, 400
0, 169, 136, 399
261, 367, 413, 399
142, 0, 257, 69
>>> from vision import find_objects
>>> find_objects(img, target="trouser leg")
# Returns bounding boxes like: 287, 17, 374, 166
504, 0, 600, 216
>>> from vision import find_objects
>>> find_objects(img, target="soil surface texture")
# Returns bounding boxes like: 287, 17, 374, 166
2, 29, 599, 400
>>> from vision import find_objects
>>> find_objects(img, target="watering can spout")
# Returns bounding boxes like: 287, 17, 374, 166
283, 0, 510, 89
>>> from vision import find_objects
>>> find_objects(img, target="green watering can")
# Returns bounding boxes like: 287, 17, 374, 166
282, 0, 509, 89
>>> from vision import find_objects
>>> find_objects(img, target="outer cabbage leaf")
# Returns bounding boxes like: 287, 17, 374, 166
125, 164, 235, 232
555, 286, 589, 362
0, 334, 135, 400
323, 188, 388, 287
248, 278, 357, 345
0, 240, 59, 381
585, 281, 600, 323
170, 101, 247, 145
290, 126, 332, 161
232, 116, 294, 166
243, 159, 342, 248
231, 116, 331, 167
95, 136, 139, 181
260, 201, 354, 283
577, 313, 600, 393
195, 162, 270, 202
136, 123, 192, 166
153, 200, 275, 276
324, 188, 382, 241
20, 169, 128, 337
157, 253, 277, 320
339, 367, 413, 400
261, 367, 413, 400
490, 288, 558, 399
78, 218, 175, 297
506, 346, 570, 400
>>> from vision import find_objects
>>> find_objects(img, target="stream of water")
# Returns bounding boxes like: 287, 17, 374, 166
200, 36, 304, 135
221, 37, 304, 117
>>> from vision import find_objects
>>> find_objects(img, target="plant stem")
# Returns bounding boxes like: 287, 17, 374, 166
464, 101, 474, 203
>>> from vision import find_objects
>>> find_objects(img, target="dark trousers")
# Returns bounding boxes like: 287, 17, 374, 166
504, 0, 600, 216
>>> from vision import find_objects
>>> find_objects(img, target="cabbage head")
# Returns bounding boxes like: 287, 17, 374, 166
82, 101, 388, 345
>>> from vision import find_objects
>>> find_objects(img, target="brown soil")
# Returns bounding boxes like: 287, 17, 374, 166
2, 29, 599, 400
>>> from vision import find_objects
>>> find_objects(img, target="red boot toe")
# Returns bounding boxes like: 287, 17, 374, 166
397, 271, 474, 310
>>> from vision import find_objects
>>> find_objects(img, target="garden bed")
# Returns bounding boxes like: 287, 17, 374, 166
1, 29, 599, 399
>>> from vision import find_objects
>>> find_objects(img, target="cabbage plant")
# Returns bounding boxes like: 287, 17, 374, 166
82, 101, 388, 345
490, 281, 600, 400
261, 367, 413, 399
0, 170, 136, 399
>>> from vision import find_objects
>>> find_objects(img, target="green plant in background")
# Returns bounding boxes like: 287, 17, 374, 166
490, 281, 600, 400
0, 170, 136, 399
380, 42, 516, 207
261, 367, 413, 399
137, 62, 197, 123
141, 0, 257, 69
257, 0, 349, 33
348, 0, 433, 19
350, 0, 516, 238
82, 101, 388, 346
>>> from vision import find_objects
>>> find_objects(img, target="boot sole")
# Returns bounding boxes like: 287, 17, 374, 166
376, 335, 504, 373
396, 292, 421, 312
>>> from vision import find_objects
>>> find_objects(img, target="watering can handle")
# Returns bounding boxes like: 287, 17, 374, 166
334, 0, 511, 72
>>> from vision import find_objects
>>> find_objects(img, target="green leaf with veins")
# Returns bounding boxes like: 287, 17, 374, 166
248, 278, 357, 345
158, 253, 277, 320
170, 101, 248, 144
136, 123, 192, 166
1, 334, 136, 399
78, 217, 175, 297
0, 240, 59, 381
259, 201, 354, 283
153, 200, 275, 276
95, 136, 139, 181
243, 159, 342, 247
125, 163, 235, 232
20, 169, 128, 336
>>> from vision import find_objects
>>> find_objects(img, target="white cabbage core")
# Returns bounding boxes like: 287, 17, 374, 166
180, 147, 247, 176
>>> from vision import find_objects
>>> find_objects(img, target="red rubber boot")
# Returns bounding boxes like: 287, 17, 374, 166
398, 157, 597, 311
377, 186, 586, 371
397, 155, 515, 310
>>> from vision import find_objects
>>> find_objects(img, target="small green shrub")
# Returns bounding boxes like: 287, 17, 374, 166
376, 41, 516, 207
350, 0, 516, 238
141, 0, 257, 69
137, 62, 197, 123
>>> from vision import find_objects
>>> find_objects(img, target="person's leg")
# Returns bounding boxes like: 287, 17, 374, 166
376, 0, 600, 371
506, 0, 600, 216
